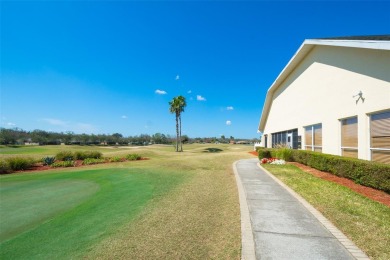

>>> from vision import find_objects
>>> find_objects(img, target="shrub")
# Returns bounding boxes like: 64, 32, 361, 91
275, 148, 293, 161
51, 161, 75, 168
55, 151, 74, 161
6, 157, 35, 171
0, 159, 10, 174
126, 153, 141, 161
290, 150, 390, 193
42, 156, 56, 166
257, 148, 272, 159
74, 151, 103, 160
109, 156, 122, 162
82, 158, 106, 165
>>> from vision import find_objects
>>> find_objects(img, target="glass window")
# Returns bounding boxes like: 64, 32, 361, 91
304, 124, 322, 152
341, 117, 358, 158
370, 111, 390, 164
304, 126, 312, 150
270, 129, 298, 149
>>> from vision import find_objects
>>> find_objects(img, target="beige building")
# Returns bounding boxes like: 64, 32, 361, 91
258, 36, 390, 164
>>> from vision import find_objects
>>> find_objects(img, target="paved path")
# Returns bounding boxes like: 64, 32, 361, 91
233, 158, 369, 260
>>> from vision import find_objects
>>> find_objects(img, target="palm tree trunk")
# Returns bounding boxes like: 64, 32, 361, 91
175, 112, 179, 152
179, 114, 183, 152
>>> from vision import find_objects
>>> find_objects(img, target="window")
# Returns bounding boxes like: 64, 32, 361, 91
370, 111, 390, 164
341, 117, 358, 158
271, 129, 298, 149
304, 124, 322, 152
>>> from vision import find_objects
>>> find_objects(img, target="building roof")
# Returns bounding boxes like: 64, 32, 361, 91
318, 35, 390, 41
258, 36, 390, 132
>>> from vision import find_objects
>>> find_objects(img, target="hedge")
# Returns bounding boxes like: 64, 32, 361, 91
257, 147, 390, 193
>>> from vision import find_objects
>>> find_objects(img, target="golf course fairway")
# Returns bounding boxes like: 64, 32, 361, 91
0, 167, 186, 259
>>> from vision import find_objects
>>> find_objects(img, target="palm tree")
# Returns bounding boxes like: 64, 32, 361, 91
169, 95, 187, 152
177, 96, 187, 152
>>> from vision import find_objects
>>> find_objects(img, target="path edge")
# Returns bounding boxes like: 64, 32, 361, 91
257, 162, 369, 260
233, 160, 256, 260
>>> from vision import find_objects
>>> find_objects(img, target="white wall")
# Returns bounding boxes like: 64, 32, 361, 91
262, 45, 390, 160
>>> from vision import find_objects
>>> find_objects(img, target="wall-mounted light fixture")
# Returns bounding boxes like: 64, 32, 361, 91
353, 91, 365, 104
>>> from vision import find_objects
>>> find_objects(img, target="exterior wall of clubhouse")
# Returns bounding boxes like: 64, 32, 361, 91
258, 37, 390, 164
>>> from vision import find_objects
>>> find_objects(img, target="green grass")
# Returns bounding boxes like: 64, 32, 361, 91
263, 164, 390, 260
1, 179, 99, 242
0, 167, 188, 259
0, 143, 254, 259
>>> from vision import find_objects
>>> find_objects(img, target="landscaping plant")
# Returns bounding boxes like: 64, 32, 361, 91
260, 158, 286, 165
126, 153, 141, 161
0, 159, 10, 174
82, 158, 106, 165
109, 156, 122, 162
42, 156, 56, 166
55, 151, 74, 161
74, 151, 102, 160
6, 157, 35, 171
51, 161, 75, 168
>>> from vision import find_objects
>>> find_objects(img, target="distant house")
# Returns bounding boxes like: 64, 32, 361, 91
258, 36, 390, 164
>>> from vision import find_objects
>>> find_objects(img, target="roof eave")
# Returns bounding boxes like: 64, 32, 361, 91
258, 40, 315, 132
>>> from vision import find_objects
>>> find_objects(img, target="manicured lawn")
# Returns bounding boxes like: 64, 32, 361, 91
0, 167, 187, 259
0, 144, 253, 259
263, 164, 390, 260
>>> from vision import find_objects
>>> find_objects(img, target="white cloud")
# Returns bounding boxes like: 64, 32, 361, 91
175, 75, 180, 80
6, 122, 16, 126
121, 115, 128, 119
155, 89, 167, 95
227, 106, 234, 110
197, 95, 206, 101
187, 90, 192, 94
42, 118, 68, 126
226, 120, 232, 126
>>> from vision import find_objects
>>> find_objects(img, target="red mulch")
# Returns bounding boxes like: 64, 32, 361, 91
248, 151, 390, 207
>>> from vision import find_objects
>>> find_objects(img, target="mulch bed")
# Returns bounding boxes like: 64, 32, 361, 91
249, 151, 390, 207
10, 158, 149, 174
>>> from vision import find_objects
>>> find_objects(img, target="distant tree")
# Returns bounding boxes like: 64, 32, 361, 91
138, 134, 151, 145
0, 128, 16, 144
169, 95, 187, 152
31, 129, 49, 145
181, 135, 189, 144
63, 131, 74, 144
152, 133, 169, 144
112, 133, 123, 144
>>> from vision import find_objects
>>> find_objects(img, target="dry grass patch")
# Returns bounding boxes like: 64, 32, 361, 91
87, 148, 252, 259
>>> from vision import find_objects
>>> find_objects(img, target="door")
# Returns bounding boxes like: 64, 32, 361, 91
287, 133, 293, 148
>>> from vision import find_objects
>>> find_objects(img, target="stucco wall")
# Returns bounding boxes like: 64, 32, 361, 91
262, 45, 390, 160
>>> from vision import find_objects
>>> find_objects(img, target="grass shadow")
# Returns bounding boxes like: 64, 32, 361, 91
203, 148, 223, 153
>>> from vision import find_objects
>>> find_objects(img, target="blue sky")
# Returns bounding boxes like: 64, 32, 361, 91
1, 1, 389, 139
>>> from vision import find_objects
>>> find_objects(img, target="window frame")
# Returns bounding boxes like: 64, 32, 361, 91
304, 123, 322, 152
369, 110, 390, 163
340, 116, 358, 158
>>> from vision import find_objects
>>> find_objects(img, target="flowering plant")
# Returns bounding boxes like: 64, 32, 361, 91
260, 158, 286, 165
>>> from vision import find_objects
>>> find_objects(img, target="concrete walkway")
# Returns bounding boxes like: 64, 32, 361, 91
233, 158, 369, 260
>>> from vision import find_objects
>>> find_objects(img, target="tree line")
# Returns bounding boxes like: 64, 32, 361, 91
0, 128, 172, 146
0, 128, 258, 146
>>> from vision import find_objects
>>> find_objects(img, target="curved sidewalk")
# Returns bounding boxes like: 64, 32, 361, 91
233, 158, 369, 260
